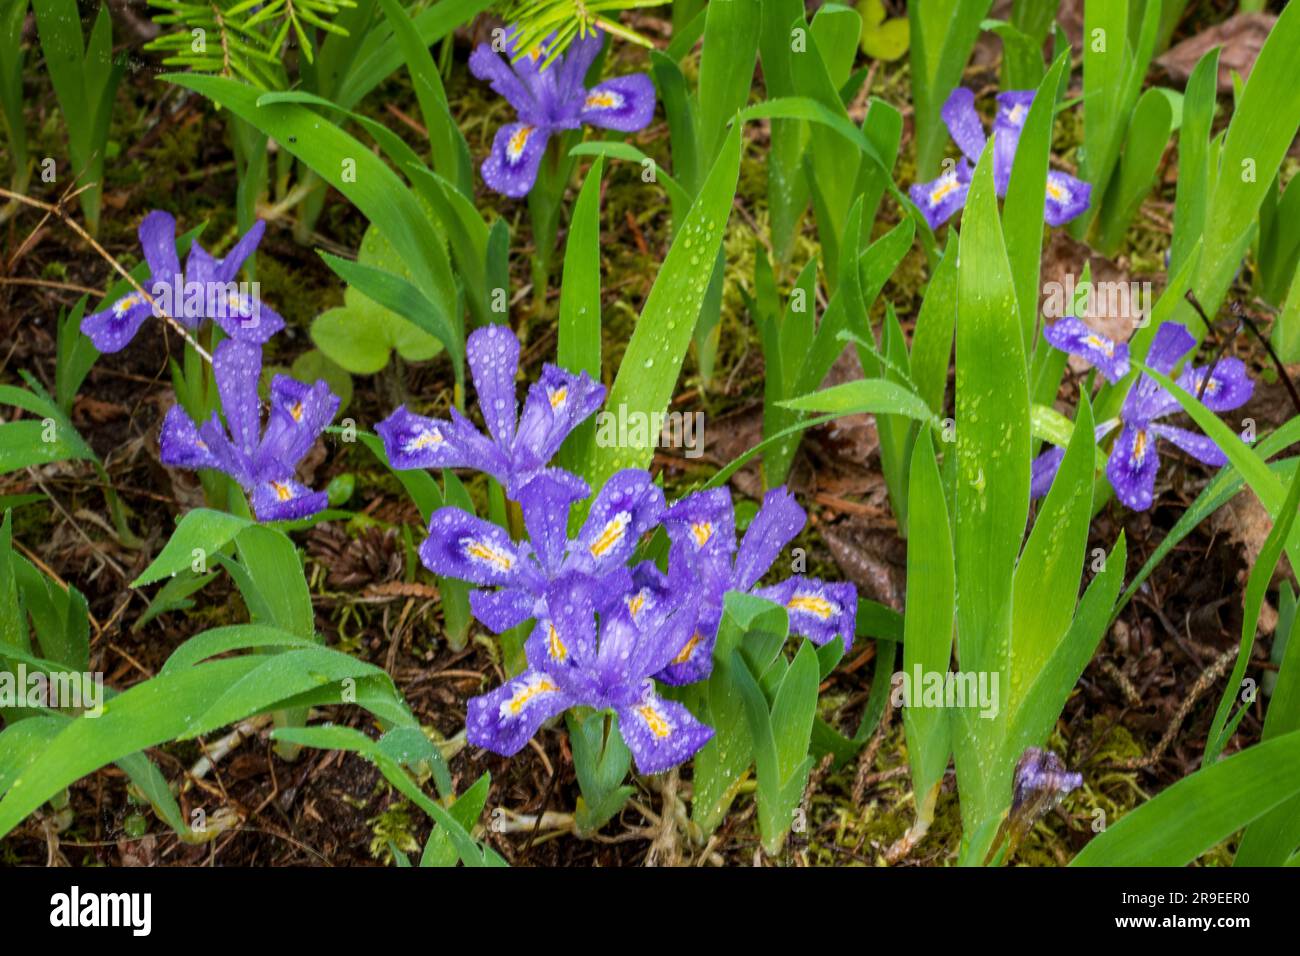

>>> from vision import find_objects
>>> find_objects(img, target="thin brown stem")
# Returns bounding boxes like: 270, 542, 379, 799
1185, 290, 1300, 416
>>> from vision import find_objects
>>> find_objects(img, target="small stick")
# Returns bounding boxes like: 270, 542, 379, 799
0, 276, 106, 297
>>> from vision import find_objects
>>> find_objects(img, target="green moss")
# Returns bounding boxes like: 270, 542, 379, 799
368, 800, 421, 863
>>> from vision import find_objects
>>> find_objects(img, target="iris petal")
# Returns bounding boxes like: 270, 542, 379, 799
732, 486, 806, 592
1043, 170, 1092, 226
1106, 423, 1161, 511
80, 295, 153, 353
467, 324, 522, 447
1042, 316, 1131, 383
420, 507, 529, 587
159, 405, 221, 472
616, 691, 714, 776
1149, 422, 1230, 467
579, 74, 656, 132
753, 576, 856, 650
250, 478, 328, 522
941, 87, 987, 163
481, 121, 551, 199
466, 669, 574, 757
1176, 357, 1254, 412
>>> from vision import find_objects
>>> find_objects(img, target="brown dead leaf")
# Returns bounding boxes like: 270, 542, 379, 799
1155, 13, 1276, 93
822, 518, 906, 611
1210, 489, 1296, 587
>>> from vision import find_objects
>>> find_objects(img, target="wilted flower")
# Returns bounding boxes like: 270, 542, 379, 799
470, 27, 655, 197
909, 88, 1091, 230
420, 468, 665, 633
377, 324, 604, 498
466, 576, 714, 774
1032, 321, 1253, 509
82, 211, 283, 353
1009, 746, 1082, 839
160, 338, 339, 521
655, 485, 857, 684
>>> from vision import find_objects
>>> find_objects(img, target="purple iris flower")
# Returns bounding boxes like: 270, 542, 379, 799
376, 324, 604, 499
469, 27, 656, 197
909, 88, 1091, 230
655, 485, 857, 685
466, 575, 714, 775
419, 467, 665, 634
82, 211, 284, 353
1032, 321, 1254, 510
159, 338, 340, 521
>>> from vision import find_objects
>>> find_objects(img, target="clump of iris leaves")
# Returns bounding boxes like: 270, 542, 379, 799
2, 0, 1300, 868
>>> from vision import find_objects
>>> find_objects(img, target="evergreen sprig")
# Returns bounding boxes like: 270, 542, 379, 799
498, 0, 667, 70
145, 0, 357, 88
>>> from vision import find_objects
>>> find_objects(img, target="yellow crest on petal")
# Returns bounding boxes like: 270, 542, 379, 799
508, 125, 535, 162
787, 594, 834, 620
465, 538, 516, 572
930, 176, 959, 206
589, 511, 631, 558
114, 294, 143, 316
637, 701, 673, 739
671, 631, 703, 666
585, 90, 623, 110
1131, 429, 1149, 465
545, 622, 567, 662
501, 673, 560, 717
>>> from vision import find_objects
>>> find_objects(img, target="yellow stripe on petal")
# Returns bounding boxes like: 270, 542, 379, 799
1131, 429, 1149, 465
500, 673, 560, 717
929, 177, 959, 206
407, 427, 445, 452
548, 385, 567, 409
589, 512, 631, 558
545, 622, 568, 663
271, 481, 295, 502
1084, 334, 1115, 357
465, 538, 516, 572
671, 631, 703, 666
626, 589, 647, 621
690, 521, 712, 548
788, 594, 835, 619
585, 90, 623, 110
508, 125, 535, 162
637, 701, 673, 739
113, 294, 142, 316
